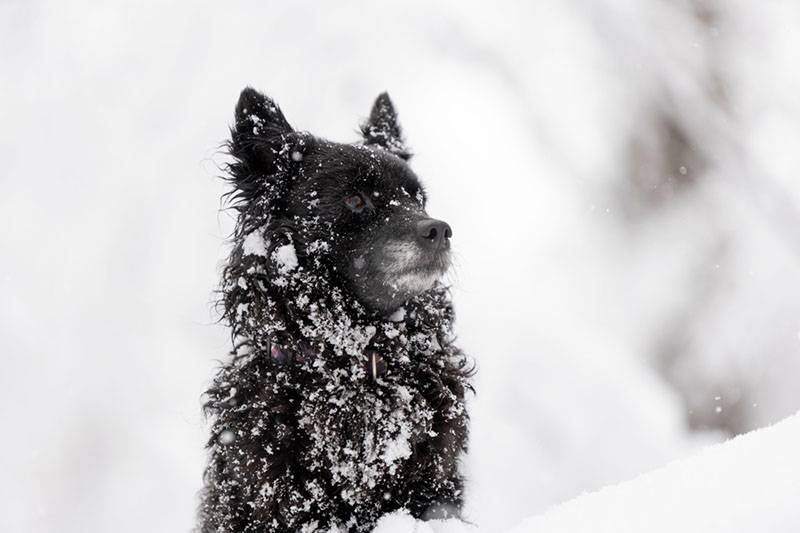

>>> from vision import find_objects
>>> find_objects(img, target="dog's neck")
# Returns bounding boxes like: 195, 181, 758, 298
221, 225, 453, 366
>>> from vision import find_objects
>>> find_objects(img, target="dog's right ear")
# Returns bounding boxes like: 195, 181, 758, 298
230, 87, 294, 176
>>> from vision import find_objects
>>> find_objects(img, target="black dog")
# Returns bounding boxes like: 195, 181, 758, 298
199, 88, 473, 532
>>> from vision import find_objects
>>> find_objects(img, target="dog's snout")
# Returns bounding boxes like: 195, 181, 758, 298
416, 218, 452, 250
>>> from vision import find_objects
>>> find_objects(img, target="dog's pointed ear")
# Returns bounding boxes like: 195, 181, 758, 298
361, 92, 411, 160
230, 87, 294, 176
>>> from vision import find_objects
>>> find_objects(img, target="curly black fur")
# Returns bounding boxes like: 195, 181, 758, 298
198, 88, 473, 532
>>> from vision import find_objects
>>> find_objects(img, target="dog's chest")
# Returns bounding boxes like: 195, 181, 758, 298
288, 348, 440, 504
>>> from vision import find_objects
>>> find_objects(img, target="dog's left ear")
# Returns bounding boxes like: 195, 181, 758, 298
361, 93, 411, 160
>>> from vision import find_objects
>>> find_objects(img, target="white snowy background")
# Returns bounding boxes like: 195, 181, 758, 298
2, 1, 800, 532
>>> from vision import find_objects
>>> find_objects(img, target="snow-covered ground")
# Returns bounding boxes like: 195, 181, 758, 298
513, 412, 800, 533
2, 1, 800, 532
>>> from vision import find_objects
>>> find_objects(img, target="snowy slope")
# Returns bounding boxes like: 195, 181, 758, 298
512, 412, 800, 533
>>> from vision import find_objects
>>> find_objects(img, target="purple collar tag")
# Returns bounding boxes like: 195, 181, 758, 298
270, 344, 289, 363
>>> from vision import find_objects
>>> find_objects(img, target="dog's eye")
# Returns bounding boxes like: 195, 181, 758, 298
344, 193, 368, 213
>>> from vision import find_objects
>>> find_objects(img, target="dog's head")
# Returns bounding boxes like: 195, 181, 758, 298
227, 88, 452, 314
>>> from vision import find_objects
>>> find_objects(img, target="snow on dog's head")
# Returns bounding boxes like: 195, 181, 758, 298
225, 87, 452, 314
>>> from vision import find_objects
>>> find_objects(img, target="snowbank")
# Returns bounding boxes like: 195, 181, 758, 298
512, 412, 800, 533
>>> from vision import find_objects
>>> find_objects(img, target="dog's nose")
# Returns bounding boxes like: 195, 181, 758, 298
416, 218, 452, 250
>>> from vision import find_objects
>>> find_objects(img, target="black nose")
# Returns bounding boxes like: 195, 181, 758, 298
416, 218, 452, 250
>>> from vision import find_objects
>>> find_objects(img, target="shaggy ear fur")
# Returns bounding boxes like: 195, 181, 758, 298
230, 87, 294, 177
361, 92, 411, 160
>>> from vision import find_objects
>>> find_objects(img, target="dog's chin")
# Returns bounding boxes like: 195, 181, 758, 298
388, 266, 442, 296
349, 261, 449, 315
374, 272, 443, 315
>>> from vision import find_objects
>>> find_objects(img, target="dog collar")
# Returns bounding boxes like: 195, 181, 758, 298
270, 342, 387, 380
